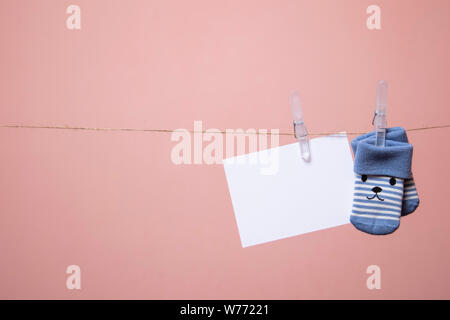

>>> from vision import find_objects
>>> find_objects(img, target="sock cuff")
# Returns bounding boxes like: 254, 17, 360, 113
354, 138, 413, 179
351, 127, 408, 155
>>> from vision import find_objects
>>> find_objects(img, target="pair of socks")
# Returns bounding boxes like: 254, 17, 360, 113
350, 127, 419, 235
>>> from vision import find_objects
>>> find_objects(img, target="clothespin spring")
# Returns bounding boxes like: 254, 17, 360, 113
293, 120, 310, 162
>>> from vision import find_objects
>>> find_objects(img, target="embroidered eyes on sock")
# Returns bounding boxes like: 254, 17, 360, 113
360, 175, 397, 186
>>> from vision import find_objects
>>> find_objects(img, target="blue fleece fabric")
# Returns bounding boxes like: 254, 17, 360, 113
351, 127, 407, 155
354, 138, 413, 179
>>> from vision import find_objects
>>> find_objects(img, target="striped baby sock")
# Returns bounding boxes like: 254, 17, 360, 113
350, 139, 413, 235
351, 127, 419, 216
352, 174, 404, 234
402, 177, 419, 215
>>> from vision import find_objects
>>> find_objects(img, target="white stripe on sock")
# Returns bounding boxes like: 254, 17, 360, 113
353, 200, 402, 211
351, 213, 400, 221
353, 195, 402, 206
352, 206, 401, 215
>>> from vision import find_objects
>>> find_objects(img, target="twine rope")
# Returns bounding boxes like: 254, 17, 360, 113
1, 124, 449, 136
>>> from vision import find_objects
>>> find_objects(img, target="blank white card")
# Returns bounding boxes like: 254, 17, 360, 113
223, 133, 354, 247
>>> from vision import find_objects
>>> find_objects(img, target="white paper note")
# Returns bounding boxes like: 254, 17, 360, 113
223, 133, 354, 247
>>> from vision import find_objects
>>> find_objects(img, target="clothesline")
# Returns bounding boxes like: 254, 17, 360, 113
1, 123, 449, 136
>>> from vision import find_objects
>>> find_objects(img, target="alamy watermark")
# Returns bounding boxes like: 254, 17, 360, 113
366, 265, 381, 290
170, 121, 280, 175
366, 5, 381, 30
66, 5, 81, 30
66, 265, 81, 290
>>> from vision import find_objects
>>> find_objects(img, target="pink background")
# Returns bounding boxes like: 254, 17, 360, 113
1, 0, 449, 299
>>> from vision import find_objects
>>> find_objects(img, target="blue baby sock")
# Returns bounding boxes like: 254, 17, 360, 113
351, 127, 419, 216
402, 179, 419, 214
351, 138, 413, 235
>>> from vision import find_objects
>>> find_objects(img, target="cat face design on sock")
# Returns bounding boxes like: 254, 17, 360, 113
352, 174, 405, 235
357, 174, 404, 202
